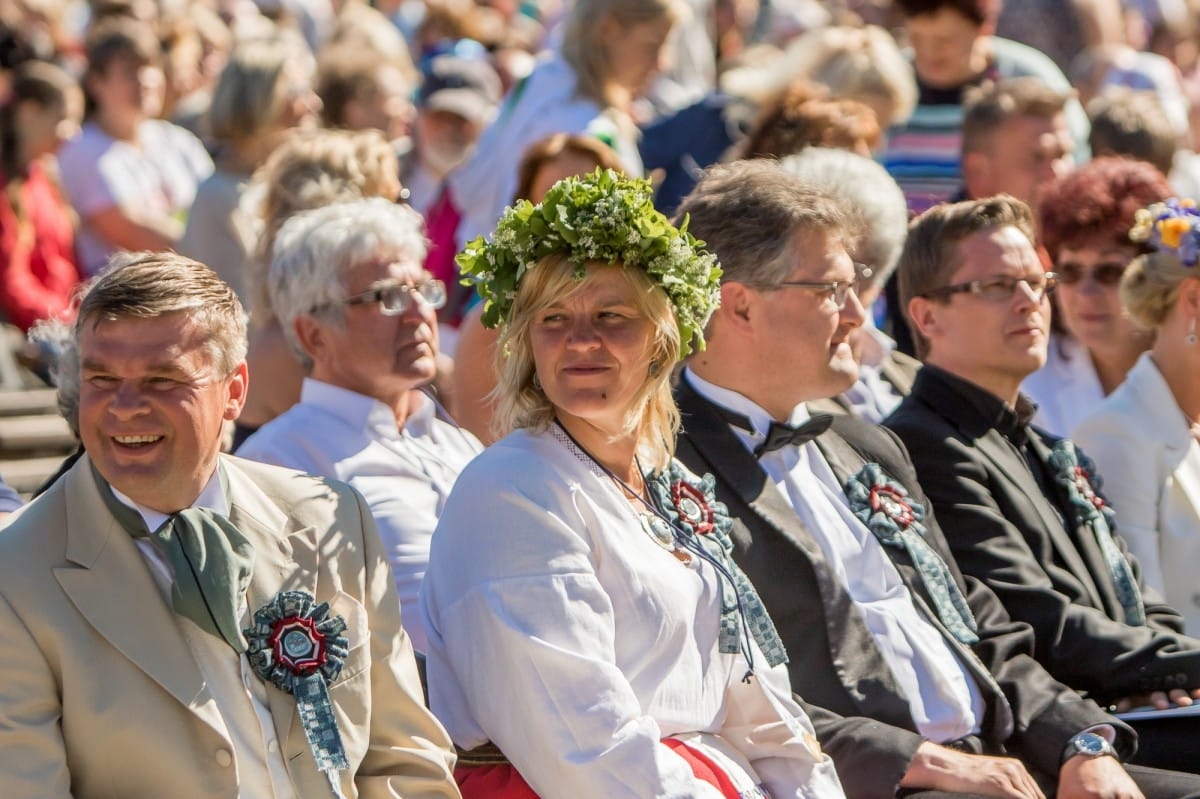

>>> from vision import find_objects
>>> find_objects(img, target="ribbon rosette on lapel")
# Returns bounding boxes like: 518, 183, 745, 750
245, 591, 351, 779
1048, 440, 1146, 626
844, 463, 979, 644
646, 462, 789, 668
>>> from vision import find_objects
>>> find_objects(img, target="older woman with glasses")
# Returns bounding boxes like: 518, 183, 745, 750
1022, 157, 1172, 435
422, 170, 846, 799
238, 197, 483, 652
1074, 199, 1200, 635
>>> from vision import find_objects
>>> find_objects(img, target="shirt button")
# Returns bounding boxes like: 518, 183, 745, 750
216, 749, 233, 767
268, 739, 279, 754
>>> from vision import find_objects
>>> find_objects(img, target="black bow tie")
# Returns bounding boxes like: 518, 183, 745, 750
714, 406, 834, 457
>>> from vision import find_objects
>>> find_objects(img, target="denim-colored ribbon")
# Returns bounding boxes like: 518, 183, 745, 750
845, 463, 980, 644
245, 591, 351, 778
647, 463, 789, 669
1048, 441, 1146, 626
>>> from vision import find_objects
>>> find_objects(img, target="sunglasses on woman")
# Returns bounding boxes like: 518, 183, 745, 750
1054, 261, 1126, 287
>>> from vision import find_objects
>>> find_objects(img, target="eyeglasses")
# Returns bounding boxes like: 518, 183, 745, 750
342, 279, 447, 315
775, 264, 871, 310
1055, 261, 1126, 287
919, 273, 1058, 303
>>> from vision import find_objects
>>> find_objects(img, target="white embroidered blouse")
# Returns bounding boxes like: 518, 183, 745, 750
420, 427, 845, 799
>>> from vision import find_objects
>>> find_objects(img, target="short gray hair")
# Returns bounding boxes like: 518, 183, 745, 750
269, 197, 428, 369
676, 159, 858, 288
780, 147, 908, 294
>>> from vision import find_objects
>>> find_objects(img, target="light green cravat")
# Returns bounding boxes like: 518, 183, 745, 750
93, 464, 256, 653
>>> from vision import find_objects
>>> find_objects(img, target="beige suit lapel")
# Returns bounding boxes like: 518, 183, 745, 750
223, 457, 320, 756
52, 456, 226, 737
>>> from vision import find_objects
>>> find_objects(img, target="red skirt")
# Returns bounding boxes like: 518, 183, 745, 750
454, 738, 741, 799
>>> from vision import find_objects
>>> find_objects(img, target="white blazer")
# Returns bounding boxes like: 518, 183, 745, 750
1074, 352, 1200, 635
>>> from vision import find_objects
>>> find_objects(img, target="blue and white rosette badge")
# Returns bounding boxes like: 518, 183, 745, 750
845, 463, 979, 644
245, 591, 350, 794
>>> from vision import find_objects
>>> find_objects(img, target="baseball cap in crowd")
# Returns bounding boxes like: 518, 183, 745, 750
417, 55, 501, 125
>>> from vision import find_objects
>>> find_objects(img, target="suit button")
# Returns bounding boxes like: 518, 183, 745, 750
216, 749, 233, 767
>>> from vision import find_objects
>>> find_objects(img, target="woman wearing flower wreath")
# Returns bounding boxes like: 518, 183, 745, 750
1074, 198, 1200, 635
420, 169, 846, 799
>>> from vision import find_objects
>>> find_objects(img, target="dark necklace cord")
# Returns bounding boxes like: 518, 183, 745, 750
552, 420, 758, 677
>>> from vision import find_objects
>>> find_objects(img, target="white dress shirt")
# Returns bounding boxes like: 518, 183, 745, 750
237, 379, 483, 652
840, 322, 906, 424
684, 370, 987, 743
115, 470, 296, 799
1022, 334, 1106, 436
421, 426, 846, 799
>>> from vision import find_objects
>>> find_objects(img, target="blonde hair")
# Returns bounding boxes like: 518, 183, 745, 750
561, 0, 684, 108
1121, 251, 1195, 330
492, 257, 680, 469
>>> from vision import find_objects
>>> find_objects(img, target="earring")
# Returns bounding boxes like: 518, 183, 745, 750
648, 360, 663, 378
1188, 318, 1197, 347
531, 373, 543, 391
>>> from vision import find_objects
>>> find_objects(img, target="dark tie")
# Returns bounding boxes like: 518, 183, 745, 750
92, 464, 256, 653
715, 405, 834, 457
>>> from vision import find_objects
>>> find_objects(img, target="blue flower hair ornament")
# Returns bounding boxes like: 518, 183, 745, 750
1129, 197, 1200, 267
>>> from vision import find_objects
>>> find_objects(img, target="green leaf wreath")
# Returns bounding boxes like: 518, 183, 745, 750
455, 168, 722, 358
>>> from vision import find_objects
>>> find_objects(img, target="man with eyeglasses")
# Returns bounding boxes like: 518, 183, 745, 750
886, 195, 1200, 773
238, 198, 482, 653
671, 161, 1200, 797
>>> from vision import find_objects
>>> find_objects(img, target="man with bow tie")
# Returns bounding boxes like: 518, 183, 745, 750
673, 160, 1200, 798
0, 252, 460, 798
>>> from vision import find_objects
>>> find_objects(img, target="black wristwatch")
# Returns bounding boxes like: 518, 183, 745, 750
1063, 732, 1117, 764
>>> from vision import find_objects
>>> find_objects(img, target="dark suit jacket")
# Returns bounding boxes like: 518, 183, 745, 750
675, 378, 1128, 799
885, 365, 1200, 704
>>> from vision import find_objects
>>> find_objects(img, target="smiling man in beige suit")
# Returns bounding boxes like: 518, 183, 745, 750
0, 252, 460, 799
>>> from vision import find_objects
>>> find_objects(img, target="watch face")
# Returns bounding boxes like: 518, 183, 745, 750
1076, 734, 1108, 755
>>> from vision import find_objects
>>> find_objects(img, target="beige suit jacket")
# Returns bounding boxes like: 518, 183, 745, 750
0, 454, 460, 799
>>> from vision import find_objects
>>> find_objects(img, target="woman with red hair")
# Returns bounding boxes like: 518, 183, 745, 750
1023, 156, 1171, 434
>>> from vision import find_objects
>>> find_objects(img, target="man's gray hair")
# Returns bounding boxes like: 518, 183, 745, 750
676, 159, 859, 288
269, 197, 428, 369
780, 147, 908, 294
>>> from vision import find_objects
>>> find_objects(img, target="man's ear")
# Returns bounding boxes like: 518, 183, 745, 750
907, 295, 941, 344
718, 281, 756, 332
224, 361, 250, 421
292, 314, 325, 363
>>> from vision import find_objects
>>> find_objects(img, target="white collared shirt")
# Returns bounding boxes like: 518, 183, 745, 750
684, 370, 986, 743
237, 379, 483, 653
1022, 334, 1106, 436
115, 469, 296, 799
840, 322, 906, 424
